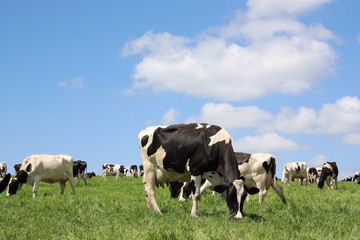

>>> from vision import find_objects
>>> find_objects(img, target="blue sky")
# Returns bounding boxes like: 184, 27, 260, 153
1, 0, 359, 180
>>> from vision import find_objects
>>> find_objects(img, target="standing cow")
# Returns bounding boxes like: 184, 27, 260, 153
130, 165, 138, 178
0, 162, 7, 180
102, 164, 128, 180
282, 162, 308, 185
308, 167, 319, 184
7, 154, 76, 198
73, 160, 88, 185
138, 123, 259, 219
318, 162, 338, 189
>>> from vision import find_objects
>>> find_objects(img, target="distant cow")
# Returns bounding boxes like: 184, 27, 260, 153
139, 165, 144, 176
73, 160, 88, 185
102, 164, 128, 180
138, 123, 259, 219
318, 162, 338, 189
7, 154, 76, 198
354, 172, 360, 184
0, 162, 7, 180
130, 165, 138, 178
14, 164, 22, 175
86, 172, 96, 179
282, 162, 308, 185
0, 173, 11, 194
308, 167, 319, 184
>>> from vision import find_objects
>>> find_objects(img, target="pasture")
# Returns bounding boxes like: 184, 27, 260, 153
0, 177, 359, 240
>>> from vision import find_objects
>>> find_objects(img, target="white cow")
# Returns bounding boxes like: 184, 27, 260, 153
102, 164, 128, 180
7, 154, 76, 198
282, 162, 308, 185
199, 153, 286, 204
0, 162, 7, 180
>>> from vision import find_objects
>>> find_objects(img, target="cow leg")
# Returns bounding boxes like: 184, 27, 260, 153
178, 182, 187, 202
233, 179, 246, 220
190, 175, 202, 217
32, 177, 40, 198
76, 173, 81, 186
271, 178, 286, 204
326, 176, 332, 189
60, 181, 66, 195
83, 173, 88, 185
143, 163, 162, 214
334, 177, 338, 190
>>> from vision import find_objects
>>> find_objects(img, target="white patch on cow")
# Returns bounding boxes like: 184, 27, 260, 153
208, 128, 231, 146
282, 162, 308, 185
232, 179, 245, 220
195, 123, 204, 129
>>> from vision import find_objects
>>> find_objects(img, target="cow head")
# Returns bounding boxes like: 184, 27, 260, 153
7, 170, 29, 196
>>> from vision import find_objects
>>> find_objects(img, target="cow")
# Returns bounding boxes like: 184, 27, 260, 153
138, 123, 259, 219
0, 162, 7, 180
73, 160, 88, 185
7, 154, 76, 198
189, 152, 286, 204
318, 162, 338, 189
282, 162, 308, 185
102, 164, 128, 180
0, 173, 11, 194
130, 165, 138, 178
354, 172, 360, 184
14, 164, 22, 175
139, 165, 144, 177
86, 171, 96, 179
308, 167, 319, 184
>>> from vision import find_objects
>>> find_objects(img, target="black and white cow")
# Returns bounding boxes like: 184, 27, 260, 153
138, 123, 259, 219
0, 162, 7, 180
0, 173, 11, 194
102, 164, 128, 180
130, 165, 138, 178
139, 165, 144, 177
354, 172, 360, 184
308, 167, 319, 184
86, 171, 96, 179
282, 162, 308, 185
73, 160, 88, 185
14, 164, 22, 175
318, 162, 338, 189
7, 154, 76, 198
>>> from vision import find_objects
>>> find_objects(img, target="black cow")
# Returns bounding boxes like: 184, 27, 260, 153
86, 171, 96, 179
14, 164, 22, 175
130, 165, 138, 178
318, 162, 338, 189
138, 123, 258, 219
308, 167, 319, 184
73, 160, 88, 185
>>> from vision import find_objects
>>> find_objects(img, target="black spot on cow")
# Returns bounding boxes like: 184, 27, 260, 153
235, 152, 251, 165
0, 173, 11, 193
141, 135, 149, 148
26, 163, 32, 172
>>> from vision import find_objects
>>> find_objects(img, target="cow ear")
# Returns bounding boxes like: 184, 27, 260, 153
245, 185, 259, 195
213, 183, 232, 193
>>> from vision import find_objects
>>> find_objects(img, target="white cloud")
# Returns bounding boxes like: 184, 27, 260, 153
59, 76, 85, 89
357, 35, 360, 44
122, 0, 337, 101
233, 133, 306, 153
307, 155, 328, 166
341, 132, 360, 145
260, 96, 360, 138
162, 108, 180, 125
186, 102, 272, 129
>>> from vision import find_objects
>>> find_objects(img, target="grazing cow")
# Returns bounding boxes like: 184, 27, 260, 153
7, 154, 76, 198
318, 162, 338, 189
130, 165, 138, 178
282, 162, 308, 185
197, 152, 286, 204
308, 167, 319, 184
138, 123, 259, 219
139, 165, 144, 176
354, 172, 360, 184
0, 173, 11, 194
14, 164, 22, 175
73, 160, 88, 185
86, 171, 96, 179
0, 162, 7, 180
102, 164, 128, 180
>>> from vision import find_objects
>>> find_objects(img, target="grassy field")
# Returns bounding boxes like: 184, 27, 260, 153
0, 176, 359, 240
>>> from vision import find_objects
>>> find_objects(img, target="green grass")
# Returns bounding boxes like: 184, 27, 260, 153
1, 177, 359, 240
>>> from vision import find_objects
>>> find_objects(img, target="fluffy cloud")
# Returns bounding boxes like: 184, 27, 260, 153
59, 76, 85, 89
233, 133, 306, 152
186, 102, 272, 129
122, 0, 337, 101
162, 108, 180, 125
260, 96, 360, 138
307, 155, 328, 166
